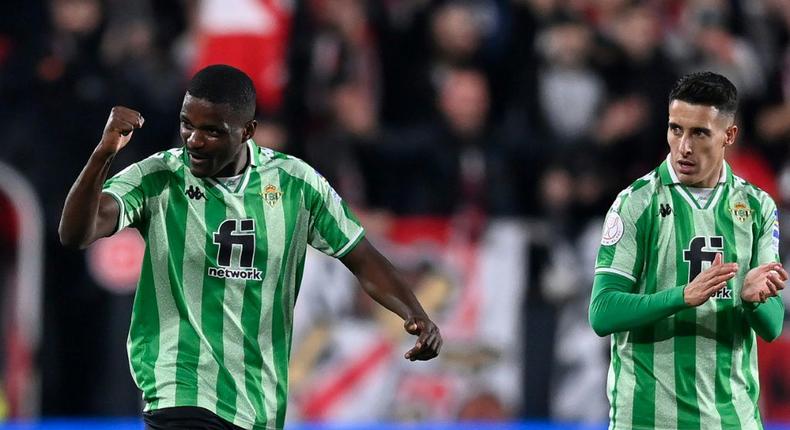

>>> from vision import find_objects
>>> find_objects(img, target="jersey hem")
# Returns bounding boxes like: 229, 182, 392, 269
102, 190, 126, 233
595, 267, 637, 283
333, 228, 365, 258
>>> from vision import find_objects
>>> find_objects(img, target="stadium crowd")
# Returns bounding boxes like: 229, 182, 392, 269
0, 0, 789, 424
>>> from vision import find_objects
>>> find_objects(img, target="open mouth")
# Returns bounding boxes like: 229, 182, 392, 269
677, 159, 696, 174
189, 152, 210, 164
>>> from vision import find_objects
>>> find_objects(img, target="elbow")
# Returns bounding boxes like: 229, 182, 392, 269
761, 325, 783, 343
58, 224, 89, 250
588, 303, 613, 337
589, 317, 613, 337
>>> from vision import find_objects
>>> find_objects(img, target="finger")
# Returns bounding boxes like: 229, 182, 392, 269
704, 282, 727, 296
766, 273, 784, 294
771, 264, 789, 281
708, 271, 737, 287
712, 252, 722, 266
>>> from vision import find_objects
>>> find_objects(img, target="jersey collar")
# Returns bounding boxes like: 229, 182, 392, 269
658, 154, 733, 187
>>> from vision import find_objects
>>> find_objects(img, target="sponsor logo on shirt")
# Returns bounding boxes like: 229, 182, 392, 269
208, 219, 260, 281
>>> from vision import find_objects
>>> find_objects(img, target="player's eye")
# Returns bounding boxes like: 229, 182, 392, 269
181, 120, 194, 131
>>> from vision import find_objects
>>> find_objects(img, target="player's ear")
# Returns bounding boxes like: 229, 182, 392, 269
243, 119, 257, 142
724, 124, 738, 148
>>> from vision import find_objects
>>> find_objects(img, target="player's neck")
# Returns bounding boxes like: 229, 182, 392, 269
214, 145, 250, 178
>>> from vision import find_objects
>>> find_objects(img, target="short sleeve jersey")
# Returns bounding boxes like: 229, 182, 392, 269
594, 157, 781, 430
102, 141, 365, 430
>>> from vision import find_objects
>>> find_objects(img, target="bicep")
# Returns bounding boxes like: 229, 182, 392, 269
95, 192, 121, 239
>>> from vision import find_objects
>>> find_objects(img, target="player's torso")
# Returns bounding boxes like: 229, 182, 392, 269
145, 164, 311, 288
614, 182, 763, 430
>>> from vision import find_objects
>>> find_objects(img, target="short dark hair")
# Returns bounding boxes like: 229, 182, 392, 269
187, 64, 256, 120
668, 71, 738, 116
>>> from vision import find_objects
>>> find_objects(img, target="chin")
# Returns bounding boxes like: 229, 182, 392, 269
189, 167, 211, 178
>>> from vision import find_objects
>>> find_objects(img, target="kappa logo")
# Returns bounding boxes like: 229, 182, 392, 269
185, 185, 205, 200
659, 203, 672, 218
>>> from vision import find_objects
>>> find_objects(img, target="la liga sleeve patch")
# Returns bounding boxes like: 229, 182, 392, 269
601, 212, 625, 246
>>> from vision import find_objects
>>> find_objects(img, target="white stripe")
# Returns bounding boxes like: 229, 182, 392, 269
707, 184, 725, 209
260, 172, 284, 428
223, 196, 256, 425
595, 267, 637, 283
692, 211, 721, 429
102, 190, 126, 233
179, 176, 218, 413
612, 335, 635, 428
147, 189, 180, 409
333, 228, 364, 257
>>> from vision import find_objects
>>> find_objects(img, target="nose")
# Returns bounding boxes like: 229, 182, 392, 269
186, 130, 205, 149
679, 135, 692, 156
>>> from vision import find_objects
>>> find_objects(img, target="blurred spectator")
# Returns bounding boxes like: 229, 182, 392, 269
285, 0, 385, 156
190, 0, 292, 116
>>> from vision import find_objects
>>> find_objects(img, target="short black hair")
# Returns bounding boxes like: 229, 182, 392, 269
186, 64, 256, 120
668, 71, 738, 116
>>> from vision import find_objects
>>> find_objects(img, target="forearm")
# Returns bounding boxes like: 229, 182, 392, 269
743, 296, 784, 342
58, 146, 115, 248
343, 240, 428, 320
589, 273, 689, 336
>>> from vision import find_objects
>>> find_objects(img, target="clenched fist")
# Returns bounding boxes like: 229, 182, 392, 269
98, 106, 144, 155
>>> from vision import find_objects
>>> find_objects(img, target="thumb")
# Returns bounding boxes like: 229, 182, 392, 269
713, 252, 722, 266
404, 319, 421, 335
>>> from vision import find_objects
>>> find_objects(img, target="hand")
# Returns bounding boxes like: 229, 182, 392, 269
98, 106, 144, 155
403, 315, 442, 361
684, 253, 738, 306
742, 262, 788, 303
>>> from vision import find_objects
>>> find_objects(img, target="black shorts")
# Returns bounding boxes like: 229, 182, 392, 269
143, 406, 246, 430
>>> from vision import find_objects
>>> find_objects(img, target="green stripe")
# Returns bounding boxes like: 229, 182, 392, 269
241, 171, 269, 425
631, 202, 656, 429
199, 188, 239, 418
610, 338, 622, 429
168, 170, 200, 406
273, 169, 301, 428
670, 187, 701, 429
129, 234, 160, 405
714, 189, 741, 428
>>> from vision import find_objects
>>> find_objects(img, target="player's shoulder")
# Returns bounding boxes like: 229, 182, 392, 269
134, 147, 186, 175
610, 169, 661, 214
730, 173, 775, 204
258, 146, 323, 181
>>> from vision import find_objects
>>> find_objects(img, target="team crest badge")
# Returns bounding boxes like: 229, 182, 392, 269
262, 184, 282, 207
731, 202, 752, 222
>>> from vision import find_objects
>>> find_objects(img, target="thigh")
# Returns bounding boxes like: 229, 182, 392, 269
143, 406, 245, 430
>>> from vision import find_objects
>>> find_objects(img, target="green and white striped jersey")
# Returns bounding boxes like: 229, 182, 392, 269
595, 157, 782, 430
102, 140, 365, 430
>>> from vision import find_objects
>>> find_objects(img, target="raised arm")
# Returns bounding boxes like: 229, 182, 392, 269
58, 107, 144, 248
590, 253, 738, 336
340, 238, 442, 361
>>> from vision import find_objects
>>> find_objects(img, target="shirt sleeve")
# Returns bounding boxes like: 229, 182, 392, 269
743, 196, 784, 342
304, 169, 365, 258
589, 272, 688, 336
594, 193, 646, 282
755, 195, 781, 265
101, 163, 147, 232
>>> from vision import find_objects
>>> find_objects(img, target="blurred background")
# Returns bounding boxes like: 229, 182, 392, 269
0, 0, 789, 428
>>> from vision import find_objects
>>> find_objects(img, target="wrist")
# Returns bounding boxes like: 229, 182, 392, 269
92, 143, 118, 161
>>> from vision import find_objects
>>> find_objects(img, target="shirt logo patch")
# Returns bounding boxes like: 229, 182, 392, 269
601, 212, 624, 246
731, 201, 752, 222
772, 209, 780, 254
262, 184, 282, 207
